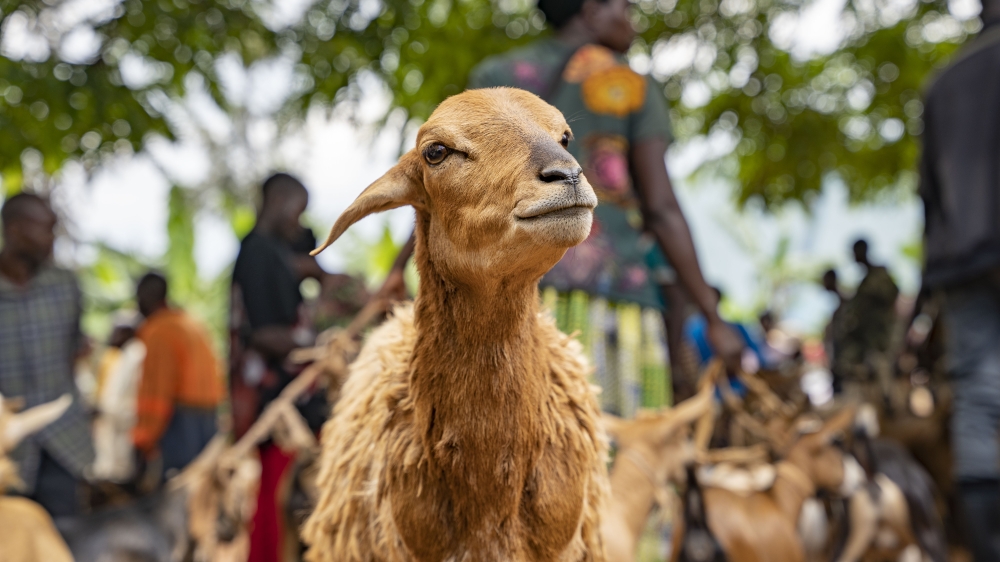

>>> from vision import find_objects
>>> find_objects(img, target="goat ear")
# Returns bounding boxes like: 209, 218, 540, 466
312, 151, 424, 256
2, 394, 72, 450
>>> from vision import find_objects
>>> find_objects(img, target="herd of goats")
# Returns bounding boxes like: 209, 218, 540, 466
1, 88, 952, 562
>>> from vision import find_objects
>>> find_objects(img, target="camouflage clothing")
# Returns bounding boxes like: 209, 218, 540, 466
833, 265, 900, 384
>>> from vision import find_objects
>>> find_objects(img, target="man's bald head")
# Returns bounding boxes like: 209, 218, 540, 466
262, 173, 307, 206
1, 193, 50, 227
0, 193, 56, 266
259, 173, 309, 243
136, 271, 168, 318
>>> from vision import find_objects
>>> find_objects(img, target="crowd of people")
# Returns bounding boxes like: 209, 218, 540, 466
1, 0, 1000, 559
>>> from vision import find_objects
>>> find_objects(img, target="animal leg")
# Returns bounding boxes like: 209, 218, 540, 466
837, 490, 879, 562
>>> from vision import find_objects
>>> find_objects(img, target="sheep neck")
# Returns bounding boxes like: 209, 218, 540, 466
408, 217, 549, 502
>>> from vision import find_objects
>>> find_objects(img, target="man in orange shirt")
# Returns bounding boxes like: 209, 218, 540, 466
132, 272, 223, 479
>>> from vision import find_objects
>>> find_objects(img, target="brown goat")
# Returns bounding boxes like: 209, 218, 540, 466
600, 382, 716, 561
303, 88, 608, 561
0, 393, 74, 562
672, 406, 860, 562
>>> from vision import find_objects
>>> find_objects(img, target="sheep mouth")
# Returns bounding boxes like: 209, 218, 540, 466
516, 205, 593, 222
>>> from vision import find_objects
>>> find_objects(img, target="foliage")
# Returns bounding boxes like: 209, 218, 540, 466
0, 0, 980, 344
1, 0, 980, 207
637, 0, 976, 206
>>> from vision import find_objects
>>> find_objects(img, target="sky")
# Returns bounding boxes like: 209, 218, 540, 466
4, 0, 957, 336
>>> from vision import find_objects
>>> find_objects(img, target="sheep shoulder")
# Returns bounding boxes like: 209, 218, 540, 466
303, 304, 609, 562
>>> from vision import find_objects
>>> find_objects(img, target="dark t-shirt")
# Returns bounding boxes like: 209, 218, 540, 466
232, 229, 303, 333
231, 228, 328, 436
921, 23, 1000, 288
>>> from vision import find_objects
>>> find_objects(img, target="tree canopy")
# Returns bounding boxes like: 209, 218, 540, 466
0, 0, 978, 206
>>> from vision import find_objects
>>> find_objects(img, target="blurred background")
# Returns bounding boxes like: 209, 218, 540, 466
0, 0, 973, 349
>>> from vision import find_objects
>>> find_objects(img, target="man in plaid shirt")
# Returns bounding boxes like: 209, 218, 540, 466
0, 193, 93, 517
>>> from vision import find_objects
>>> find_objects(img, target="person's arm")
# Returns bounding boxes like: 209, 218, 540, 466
132, 331, 176, 456
292, 255, 328, 281
631, 137, 744, 371
250, 326, 300, 359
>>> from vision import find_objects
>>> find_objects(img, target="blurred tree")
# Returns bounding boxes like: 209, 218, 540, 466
0, 0, 977, 205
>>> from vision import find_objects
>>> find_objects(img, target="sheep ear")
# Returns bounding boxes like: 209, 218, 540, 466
312, 151, 423, 256
2, 394, 72, 450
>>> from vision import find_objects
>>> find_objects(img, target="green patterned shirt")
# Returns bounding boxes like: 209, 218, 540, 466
469, 38, 673, 309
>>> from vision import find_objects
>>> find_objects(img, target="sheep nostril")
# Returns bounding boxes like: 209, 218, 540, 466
539, 166, 581, 184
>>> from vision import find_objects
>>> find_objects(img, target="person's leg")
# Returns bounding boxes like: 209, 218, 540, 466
944, 284, 1000, 561
29, 449, 81, 518
249, 442, 296, 562
160, 407, 220, 478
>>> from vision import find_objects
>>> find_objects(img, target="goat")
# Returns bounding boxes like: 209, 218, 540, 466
303, 87, 607, 562
834, 406, 947, 562
600, 381, 717, 561
671, 406, 862, 562
61, 367, 321, 562
0, 393, 75, 562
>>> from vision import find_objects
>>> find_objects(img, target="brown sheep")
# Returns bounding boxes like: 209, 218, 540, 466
303, 87, 608, 562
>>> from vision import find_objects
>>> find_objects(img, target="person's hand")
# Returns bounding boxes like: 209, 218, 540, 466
374, 267, 408, 304
706, 317, 744, 374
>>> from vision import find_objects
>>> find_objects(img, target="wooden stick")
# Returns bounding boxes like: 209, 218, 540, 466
225, 296, 391, 462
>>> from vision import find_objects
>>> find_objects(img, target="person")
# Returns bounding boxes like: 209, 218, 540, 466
377, 0, 743, 416
131, 272, 223, 480
231, 172, 327, 562
835, 239, 899, 393
92, 311, 145, 483
919, 2, 1000, 557
756, 310, 792, 369
821, 268, 848, 392
0, 192, 93, 517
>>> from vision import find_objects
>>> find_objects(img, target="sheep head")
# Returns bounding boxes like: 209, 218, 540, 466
313, 87, 598, 283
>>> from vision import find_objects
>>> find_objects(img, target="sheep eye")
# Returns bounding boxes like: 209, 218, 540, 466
423, 143, 450, 165
560, 132, 570, 148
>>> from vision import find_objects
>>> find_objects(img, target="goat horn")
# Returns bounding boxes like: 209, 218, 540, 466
312, 154, 421, 256
2, 394, 72, 451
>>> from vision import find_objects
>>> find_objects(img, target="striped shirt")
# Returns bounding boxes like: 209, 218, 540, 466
132, 308, 223, 454
0, 265, 93, 491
